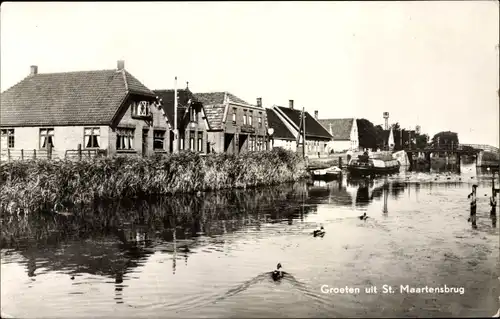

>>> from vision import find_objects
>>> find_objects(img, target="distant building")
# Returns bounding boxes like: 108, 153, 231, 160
154, 87, 209, 153
267, 101, 332, 156
0, 61, 165, 160
265, 108, 296, 151
194, 92, 269, 154
318, 118, 359, 152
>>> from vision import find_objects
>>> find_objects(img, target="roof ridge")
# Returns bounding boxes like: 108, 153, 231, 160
121, 69, 129, 92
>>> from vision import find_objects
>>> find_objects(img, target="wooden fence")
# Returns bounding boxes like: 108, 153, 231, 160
0, 144, 107, 162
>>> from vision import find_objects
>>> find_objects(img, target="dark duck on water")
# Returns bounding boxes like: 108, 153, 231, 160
359, 213, 369, 221
272, 263, 284, 281
313, 226, 325, 237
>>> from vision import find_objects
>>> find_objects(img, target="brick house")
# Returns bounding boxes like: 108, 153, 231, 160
0, 61, 167, 160
193, 92, 269, 154
154, 87, 210, 153
318, 117, 359, 152
269, 101, 332, 156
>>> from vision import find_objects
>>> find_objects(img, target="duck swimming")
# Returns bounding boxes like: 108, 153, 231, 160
313, 226, 325, 237
359, 213, 369, 221
272, 263, 284, 281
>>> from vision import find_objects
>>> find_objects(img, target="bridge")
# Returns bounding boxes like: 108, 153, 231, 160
402, 143, 498, 168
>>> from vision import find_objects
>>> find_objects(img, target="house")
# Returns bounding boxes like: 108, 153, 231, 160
0, 61, 167, 160
269, 101, 333, 156
193, 92, 269, 154
154, 86, 210, 153
317, 117, 359, 153
265, 108, 296, 151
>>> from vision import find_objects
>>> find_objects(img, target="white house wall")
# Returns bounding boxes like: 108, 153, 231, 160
272, 139, 297, 152
1, 125, 109, 160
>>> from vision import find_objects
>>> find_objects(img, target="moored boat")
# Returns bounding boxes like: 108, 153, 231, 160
311, 166, 342, 180
347, 154, 400, 177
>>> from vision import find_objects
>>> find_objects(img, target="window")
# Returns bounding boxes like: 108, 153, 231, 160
180, 134, 185, 150
0, 129, 14, 148
258, 117, 262, 127
154, 130, 166, 150
257, 137, 262, 151
249, 136, 254, 151
116, 128, 134, 150
249, 114, 253, 126
40, 128, 55, 149
198, 132, 203, 152
190, 131, 195, 150
132, 101, 150, 117
243, 113, 247, 125
232, 108, 236, 124
190, 107, 197, 123
84, 127, 100, 148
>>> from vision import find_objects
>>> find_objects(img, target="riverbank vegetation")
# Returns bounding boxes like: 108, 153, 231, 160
0, 148, 307, 215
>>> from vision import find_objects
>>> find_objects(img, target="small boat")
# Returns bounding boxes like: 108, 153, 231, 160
347, 154, 400, 177
311, 166, 342, 180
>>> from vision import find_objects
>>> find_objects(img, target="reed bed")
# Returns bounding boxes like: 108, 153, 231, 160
0, 148, 307, 215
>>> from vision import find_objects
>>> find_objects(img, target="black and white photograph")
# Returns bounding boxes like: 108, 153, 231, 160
1, 1, 499, 318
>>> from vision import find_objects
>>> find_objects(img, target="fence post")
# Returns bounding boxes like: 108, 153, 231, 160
48, 143, 52, 159
339, 156, 343, 169
78, 144, 82, 161
21, 149, 24, 161
7, 149, 11, 162
33, 149, 36, 159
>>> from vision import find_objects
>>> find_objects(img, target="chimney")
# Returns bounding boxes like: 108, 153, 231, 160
314, 110, 318, 120
30, 65, 38, 76
117, 60, 125, 70
289, 99, 294, 109
256, 97, 262, 107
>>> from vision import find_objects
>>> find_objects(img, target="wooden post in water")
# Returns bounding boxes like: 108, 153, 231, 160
78, 144, 82, 161
7, 149, 11, 162
339, 156, 343, 169
21, 149, 24, 161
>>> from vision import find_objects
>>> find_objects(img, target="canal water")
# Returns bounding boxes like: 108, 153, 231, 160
1, 163, 499, 318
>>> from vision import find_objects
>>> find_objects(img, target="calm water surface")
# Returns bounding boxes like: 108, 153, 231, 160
1, 164, 499, 318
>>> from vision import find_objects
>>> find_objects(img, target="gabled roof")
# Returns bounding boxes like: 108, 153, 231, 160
266, 108, 295, 140
194, 92, 253, 130
318, 118, 354, 140
274, 106, 332, 139
153, 89, 197, 128
0, 69, 156, 127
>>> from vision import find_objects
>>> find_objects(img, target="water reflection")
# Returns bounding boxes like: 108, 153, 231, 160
1, 166, 499, 318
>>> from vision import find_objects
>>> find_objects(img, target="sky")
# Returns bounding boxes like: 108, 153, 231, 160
1, 1, 499, 147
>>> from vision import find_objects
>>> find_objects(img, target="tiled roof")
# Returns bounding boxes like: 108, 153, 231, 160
274, 106, 332, 139
194, 92, 253, 131
194, 92, 250, 106
154, 89, 196, 128
318, 118, 354, 140
266, 108, 295, 140
0, 69, 156, 127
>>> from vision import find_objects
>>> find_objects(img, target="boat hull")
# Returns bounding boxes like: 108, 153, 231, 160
347, 165, 400, 177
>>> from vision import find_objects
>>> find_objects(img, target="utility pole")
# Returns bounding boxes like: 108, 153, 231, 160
296, 107, 306, 159
173, 76, 178, 153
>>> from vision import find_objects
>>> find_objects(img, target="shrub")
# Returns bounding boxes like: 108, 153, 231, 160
0, 149, 307, 215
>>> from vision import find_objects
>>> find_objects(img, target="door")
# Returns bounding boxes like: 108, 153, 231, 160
142, 129, 149, 157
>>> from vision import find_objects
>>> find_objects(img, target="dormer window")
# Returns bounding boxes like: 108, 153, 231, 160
132, 101, 152, 118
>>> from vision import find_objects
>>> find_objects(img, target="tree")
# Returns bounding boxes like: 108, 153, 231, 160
415, 133, 429, 149
356, 119, 378, 150
431, 131, 459, 149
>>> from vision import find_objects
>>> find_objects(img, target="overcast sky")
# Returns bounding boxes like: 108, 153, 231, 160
1, 1, 498, 146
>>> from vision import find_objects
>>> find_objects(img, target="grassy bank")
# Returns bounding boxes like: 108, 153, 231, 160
0, 148, 307, 215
